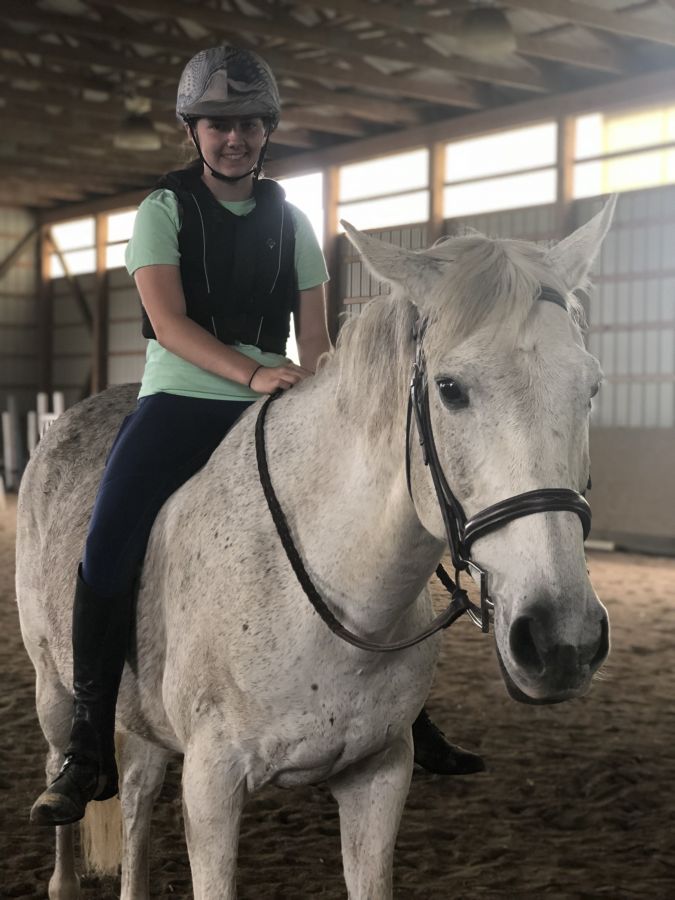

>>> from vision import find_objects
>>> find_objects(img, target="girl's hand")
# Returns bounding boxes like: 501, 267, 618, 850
249, 362, 312, 394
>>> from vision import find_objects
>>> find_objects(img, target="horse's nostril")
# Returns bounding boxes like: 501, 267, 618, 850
509, 615, 545, 675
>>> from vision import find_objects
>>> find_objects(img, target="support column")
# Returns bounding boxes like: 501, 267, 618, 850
556, 115, 576, 239
37, 226, 53, 396
93, 213, 109, 394
428, 141, 446, 247
322, 165, 340, 343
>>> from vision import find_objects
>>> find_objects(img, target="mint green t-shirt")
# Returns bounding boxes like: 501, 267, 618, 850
125, 187, 329, 401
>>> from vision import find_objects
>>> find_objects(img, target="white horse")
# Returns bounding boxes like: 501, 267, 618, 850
16, 198, 614, 899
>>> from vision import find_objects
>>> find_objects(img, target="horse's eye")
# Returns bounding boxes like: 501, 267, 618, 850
436, 377, 469, 409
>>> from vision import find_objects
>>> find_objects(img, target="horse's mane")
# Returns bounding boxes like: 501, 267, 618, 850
324, 233, 582, 438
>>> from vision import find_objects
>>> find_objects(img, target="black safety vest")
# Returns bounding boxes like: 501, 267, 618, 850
141, 165, 298, 354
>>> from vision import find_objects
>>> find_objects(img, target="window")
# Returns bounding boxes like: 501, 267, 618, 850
277, 172, 323, 245
574, 105, 675, 198
276, 172, 324, 363
443, 122, 557, 218
105, 209, 136, 270
48, 209, 138, 277
338, 149, 429, 230
49, 217, 95, 277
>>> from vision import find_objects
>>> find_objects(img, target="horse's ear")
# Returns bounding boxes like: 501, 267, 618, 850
340, 220, 449, 290
546, 195, 617, 291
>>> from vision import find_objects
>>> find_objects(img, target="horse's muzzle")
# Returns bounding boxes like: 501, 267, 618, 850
497, 600, 610, 703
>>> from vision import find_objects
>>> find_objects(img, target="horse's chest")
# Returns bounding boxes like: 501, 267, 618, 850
245, 666, 426, 790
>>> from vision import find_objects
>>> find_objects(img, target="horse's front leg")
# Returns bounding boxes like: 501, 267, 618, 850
328, 735, 414, 900
182, 723, 246, 900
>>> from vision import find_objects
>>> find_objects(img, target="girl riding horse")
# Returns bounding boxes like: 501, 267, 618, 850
30, 43, 482, 828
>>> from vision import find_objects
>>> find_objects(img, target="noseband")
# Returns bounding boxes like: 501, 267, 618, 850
256, 285, 591, 651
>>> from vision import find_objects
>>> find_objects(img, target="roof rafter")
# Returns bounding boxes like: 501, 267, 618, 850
505, 0, 675, 48
0, 23, 482, 110
86, 0, 551, 93
514, 34, 627, 74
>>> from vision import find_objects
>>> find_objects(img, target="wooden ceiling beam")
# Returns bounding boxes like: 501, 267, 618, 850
0, 32, 177, 80
278, 0, 459, 38
277, 111, 368, 138
1, 57, 422, 130
0, 60, 119, 98
0, 189, 55, 209
0, 155, 159, 185
0, 162, 140, 193
267, 63, 675, 177
2, 82, 368, 140
37, 189, 154, 224
3, 97, 320, 151
514, 34, 628, 74
504, 1, 675, 48
280, 83, 424, 125
0, 61, 419, 134
0, 28, 479, 113
87, 0, 548, 94
6, 179, 85, 202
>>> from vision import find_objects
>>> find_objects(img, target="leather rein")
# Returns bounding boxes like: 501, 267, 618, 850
255, 285, 591, 652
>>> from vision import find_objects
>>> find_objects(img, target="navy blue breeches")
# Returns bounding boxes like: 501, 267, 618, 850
82, 392, 252, 597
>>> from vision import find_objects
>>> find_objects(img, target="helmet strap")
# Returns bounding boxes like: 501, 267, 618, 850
185, 118, 271, 184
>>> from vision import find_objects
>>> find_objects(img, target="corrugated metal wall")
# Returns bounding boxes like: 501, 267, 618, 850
105, 267, 145, 387
337, 190, 675, 552
51, 266, 145, 409
52, 271, 92, 409
0, 207, 37, 415
578, 187, 675, 552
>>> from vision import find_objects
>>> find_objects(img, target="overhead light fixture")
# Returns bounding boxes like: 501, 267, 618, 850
456, 7, 516, 61
113, 96, 162, 151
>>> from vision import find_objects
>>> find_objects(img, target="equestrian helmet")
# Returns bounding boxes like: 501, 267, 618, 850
176, 45, 281, 129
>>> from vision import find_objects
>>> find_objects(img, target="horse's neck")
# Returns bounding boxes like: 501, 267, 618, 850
265, 371, 443, 633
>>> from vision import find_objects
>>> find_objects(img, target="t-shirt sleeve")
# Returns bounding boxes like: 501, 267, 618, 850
289, 204, 330, 291
125, 189, 182, 276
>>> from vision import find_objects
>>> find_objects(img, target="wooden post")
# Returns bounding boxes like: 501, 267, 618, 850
92, 213, 109, 394
428, 141, 446, 247
556, 115, 576, 239
37, 226, 53, 396
322, 165, 340, 343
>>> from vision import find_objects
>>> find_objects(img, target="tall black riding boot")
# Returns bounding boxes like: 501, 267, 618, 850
30, 567, 133, 826
412, 707, 486, 775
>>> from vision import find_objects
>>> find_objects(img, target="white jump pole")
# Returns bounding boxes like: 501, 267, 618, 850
27, 411, 38, 456
1, 411, 16, 491
53, 391, 65, 416
37, 392, 49, 420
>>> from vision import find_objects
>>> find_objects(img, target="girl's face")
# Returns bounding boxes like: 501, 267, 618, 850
191, 116, 267, 178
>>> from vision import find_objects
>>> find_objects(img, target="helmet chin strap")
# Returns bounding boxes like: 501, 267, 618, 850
186, 119, 271, 184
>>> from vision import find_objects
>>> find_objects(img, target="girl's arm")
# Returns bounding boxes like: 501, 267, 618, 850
135, 264, 308, 392
295, 284, 332, 372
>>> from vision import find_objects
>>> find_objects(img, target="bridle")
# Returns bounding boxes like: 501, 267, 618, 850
255, 285, 591, 652
406, 285, 591, 634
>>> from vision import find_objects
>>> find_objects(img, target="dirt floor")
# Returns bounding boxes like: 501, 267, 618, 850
1, 493, 674, 900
